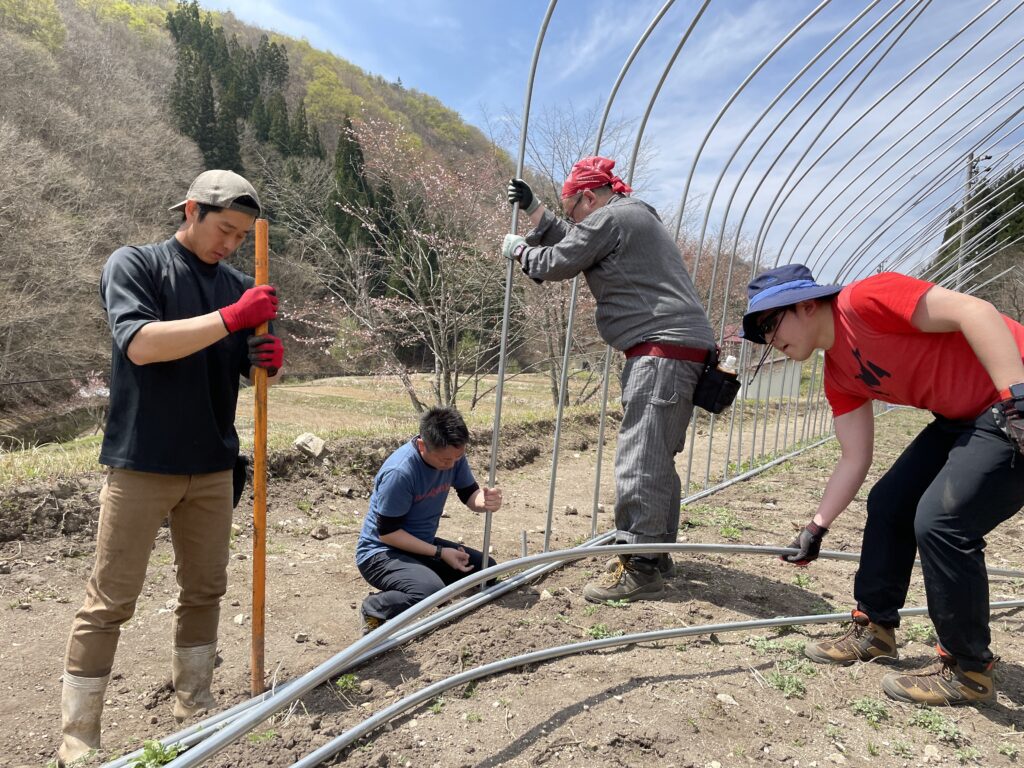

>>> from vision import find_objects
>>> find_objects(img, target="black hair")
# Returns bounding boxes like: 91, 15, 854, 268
419, 406, 469, 450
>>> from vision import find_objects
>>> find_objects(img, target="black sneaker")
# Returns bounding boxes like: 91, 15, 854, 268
360, 606, 384, 636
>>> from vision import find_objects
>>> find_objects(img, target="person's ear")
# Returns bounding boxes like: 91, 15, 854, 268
797, 299, 816, 318
183, 199, 199, 223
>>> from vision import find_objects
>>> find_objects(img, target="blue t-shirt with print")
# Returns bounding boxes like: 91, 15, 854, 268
355, 438, 475, 565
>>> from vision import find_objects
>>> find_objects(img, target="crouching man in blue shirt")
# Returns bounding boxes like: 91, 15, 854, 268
355, 407, 502, 633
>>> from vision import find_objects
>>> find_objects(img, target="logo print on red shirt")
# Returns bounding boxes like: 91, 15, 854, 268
852, 348, 891, 391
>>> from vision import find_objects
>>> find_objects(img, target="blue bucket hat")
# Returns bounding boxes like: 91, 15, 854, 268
740, 264, 843, 344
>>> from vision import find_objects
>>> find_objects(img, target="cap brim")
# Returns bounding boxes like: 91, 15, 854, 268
168, 200, 187, 213
740, 284, 842, 344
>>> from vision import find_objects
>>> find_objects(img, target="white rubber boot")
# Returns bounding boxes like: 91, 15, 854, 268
57, 672, 108, 766
171, 643, 218, 722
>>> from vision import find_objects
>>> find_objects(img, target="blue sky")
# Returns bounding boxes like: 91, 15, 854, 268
199, 0, 1024, 284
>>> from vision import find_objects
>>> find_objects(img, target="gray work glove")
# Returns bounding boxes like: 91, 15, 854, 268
782, 521, 827, 566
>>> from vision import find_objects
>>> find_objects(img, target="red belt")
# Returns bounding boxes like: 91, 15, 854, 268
624, 342, 711, 363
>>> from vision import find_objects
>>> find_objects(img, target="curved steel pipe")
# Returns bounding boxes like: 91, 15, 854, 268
292, 598, 1024, 767
808, 43, 1024, 277
753, 0, 1004, 267
767, 0, 1020, 270
485, 0, 558, 567
165, 542, 1024, 766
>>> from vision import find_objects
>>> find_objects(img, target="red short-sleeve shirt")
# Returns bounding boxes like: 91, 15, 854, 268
824, 272, 1024, 419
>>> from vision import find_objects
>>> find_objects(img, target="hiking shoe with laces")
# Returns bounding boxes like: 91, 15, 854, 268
882, 646, 995, 706
360, 606, 384, 636
584, 555, 664, 603
604, 552, 676, 578
805, 609, 898, 665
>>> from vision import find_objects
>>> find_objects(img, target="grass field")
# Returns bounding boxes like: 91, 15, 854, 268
0, 373, 604, 489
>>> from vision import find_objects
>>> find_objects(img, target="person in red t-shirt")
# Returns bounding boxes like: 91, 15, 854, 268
741, 263, 1024, 706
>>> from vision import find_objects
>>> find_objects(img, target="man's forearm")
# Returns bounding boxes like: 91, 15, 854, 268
959, 302, 1024, 391
379, 528, 437, 557
812, 455, 871, 529
127, 312, 228, 365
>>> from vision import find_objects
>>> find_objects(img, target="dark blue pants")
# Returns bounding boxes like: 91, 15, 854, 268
358, 537, 496, 621
855, 408, 1024, 671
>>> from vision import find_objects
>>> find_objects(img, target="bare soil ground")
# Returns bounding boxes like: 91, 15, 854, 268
2, 408, 1024, 768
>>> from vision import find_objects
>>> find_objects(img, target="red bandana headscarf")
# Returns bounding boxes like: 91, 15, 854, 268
561, 156, 633, 199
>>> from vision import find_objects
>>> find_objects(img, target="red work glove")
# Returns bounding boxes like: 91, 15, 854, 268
782, 521, 827, 566
247, 334, 283, 377
219, 285, 278, 333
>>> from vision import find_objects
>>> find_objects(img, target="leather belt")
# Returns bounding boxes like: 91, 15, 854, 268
624, 342, 711, 363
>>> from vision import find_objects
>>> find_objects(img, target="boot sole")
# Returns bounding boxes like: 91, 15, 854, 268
583, 585, 666, 604
804, 646, 899, 666
881, 679, 994, 706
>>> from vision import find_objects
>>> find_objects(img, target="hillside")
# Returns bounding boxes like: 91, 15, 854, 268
0, 0, 510, 435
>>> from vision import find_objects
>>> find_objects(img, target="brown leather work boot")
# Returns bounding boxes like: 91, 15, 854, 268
604, 552, 675, 578
882, 646, 995, 706
805, 609, 898, 665
584, 555, 664, 603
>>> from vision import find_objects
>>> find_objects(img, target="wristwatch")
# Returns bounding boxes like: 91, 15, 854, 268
433, 544, 443, 561
513, 242, 527, 261
1001, 382, 1024, 404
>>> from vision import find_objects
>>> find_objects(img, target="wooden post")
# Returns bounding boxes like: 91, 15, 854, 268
251, 218, 269, 696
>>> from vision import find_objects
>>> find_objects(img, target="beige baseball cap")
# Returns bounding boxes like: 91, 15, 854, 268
169, 169, 262, 216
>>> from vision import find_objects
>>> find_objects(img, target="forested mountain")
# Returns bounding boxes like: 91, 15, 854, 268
0, 0, 518, 426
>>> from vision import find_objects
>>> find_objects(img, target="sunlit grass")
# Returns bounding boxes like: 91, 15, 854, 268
2, 373, 599, 488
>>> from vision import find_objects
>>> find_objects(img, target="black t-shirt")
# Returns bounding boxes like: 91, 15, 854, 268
99, 236, 255, 474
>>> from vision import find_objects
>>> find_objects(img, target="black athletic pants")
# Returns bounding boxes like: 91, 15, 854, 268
855, 407, 1024, 671
358, 537, 497, 621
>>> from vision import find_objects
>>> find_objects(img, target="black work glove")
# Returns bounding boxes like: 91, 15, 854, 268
993, 398, 1024, 456
507, 178, 539, 214
247, 333, 284, 377
782, 521, 828, 566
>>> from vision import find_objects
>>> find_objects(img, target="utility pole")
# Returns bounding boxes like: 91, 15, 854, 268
955, 152, 992, 290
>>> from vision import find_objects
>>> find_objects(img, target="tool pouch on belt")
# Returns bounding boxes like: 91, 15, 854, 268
692, 347, 740, 414
232, 454, 250, 508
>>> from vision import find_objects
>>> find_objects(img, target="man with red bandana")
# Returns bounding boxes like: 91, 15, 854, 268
741, 263, 1024, 706
503, 157, 715, 604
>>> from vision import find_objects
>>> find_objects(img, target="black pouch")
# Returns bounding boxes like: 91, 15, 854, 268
692, 347, 741, 414
232, 454, 250, 508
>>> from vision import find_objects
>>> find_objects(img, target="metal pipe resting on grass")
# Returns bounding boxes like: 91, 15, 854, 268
291, 597, 1024, 768
165, 543, 1024, 766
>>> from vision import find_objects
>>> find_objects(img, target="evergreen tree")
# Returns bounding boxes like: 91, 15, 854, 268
266, 91, 290, 155
214, 109, 242, 172
331, 118, 373, 244
169, 48, 198, 136
289, 100, 311, 156
251, 95, 270, 142
194, 62, 218, 165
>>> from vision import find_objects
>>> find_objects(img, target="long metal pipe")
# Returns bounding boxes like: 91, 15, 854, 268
484, 0, 558, 568
586, 0, 711, 551
807, 44, 1024, 276
721, 0, 926, 285
542, 0, 679, 553
840, 120, 1024, 281
103, 530, 615, 768
671, 0, 835, 255
291, 598, 1024, 768
768, 0, 1020, 270
168, 541, 1024, 765
828, 85, 1024, 280
753, 0, 1004, 267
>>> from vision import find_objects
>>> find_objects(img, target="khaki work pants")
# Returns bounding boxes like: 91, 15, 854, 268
64, 467, 233, 678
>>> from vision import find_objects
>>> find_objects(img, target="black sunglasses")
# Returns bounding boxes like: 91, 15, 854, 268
754, 308, 787, 342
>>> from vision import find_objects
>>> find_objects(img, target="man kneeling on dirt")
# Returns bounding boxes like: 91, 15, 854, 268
355, 406, 502, 634
58, 170, 283, 765
741, 263, 1024, 706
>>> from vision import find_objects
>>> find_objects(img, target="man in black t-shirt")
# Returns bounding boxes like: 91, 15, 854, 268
57, 170, 283, 765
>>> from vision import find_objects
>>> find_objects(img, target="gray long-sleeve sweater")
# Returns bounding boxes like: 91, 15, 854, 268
521, 194, 715, 353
